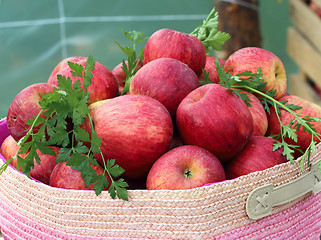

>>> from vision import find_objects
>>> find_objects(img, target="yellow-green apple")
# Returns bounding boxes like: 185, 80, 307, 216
224, 136, 287, 179
143, 28, 206, 76
47, 56, 118, 104
88, 94, 173, 179
199, 56, 225, 83
49, 161, 110, 190
7, 82, 56, 142
176, 83, 253, 162
267, 94, 321, 158
238, 89, 268, 136
129, 58, 200, 116
224, 47, 287, 100
146, 145, 226, 190
112, 59, 143, 94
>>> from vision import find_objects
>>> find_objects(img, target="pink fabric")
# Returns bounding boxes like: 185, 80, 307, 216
0, 118, 9, 162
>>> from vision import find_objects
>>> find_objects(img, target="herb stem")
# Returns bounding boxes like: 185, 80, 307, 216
19, 109, 44, 145
233, 85, 321, 142
0, 109, 44, 174
87, 113, 118, 194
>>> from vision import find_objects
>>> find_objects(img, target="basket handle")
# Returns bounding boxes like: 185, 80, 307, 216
246, 159, 321, 220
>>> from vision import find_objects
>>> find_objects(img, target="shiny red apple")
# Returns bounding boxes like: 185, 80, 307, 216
47, 56, 118, 104
224, 136, 287, 179
267, 94, 321, 158
49, 161, 110, 190
88, 94, 173, 179
146, 145, 226, 190
176, 83, 253, 162
129, 58, 200, 116
7, 82, 56, 142
143, 28, 206, 76
224, 47, 287, 100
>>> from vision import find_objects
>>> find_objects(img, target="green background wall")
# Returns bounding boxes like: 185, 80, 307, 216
0, 0, 296, 118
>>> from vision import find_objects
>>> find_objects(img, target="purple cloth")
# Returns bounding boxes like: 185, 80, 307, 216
0, 119, 9, 146
0, 119, 9, 161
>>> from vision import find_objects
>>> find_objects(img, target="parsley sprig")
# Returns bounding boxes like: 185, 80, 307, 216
214, 58, 321, 171
0, 56, 128, 200
115, 29, 149, 95
190, 8, 231, 54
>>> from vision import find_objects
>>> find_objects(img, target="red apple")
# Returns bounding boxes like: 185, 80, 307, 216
176, 83, 253, 162
0, 135, 22, 168
224, 136, 287, 179
89, 94, 173, 179
47, 56, 118, 104
143, 28, 206, 76
112, 59, 143, 94
267, 94, 321, 158
199, 56, 225, 83
238, 89, 268, 136
0, 135, 58, 184
49, 161, 110, 190
129, 58, 200, 116
224, 47, 287, 100
30, 146, 60, 184
7, 82, 56, 142
146, 145, 226, 190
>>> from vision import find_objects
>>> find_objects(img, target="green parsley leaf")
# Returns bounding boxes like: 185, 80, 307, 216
199, 69, 212, 86
68, 62, 84, 78
190, 8, 231, 54
115, 29, 148, 95
56, 148, 72, 163
93, 173, 111, 196
106, 159, 125, 178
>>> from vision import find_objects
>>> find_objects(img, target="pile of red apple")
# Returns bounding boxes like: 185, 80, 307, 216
2, 27, 321, 193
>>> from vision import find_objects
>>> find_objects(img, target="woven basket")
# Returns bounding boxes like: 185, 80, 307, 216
0, 118, 320, 240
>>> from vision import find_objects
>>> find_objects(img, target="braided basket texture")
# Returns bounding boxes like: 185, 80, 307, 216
0, 118, 320, 240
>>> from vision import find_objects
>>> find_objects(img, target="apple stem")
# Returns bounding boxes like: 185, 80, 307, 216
184, 168, 193, 178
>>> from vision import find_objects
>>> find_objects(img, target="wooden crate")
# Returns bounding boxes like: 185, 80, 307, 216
287, 0, 321, 105
288, 72, 321, 105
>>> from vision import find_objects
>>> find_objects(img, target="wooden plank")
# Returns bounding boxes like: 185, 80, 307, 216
287, 27, 321, 88
288, 73, 321, 106
289, 0, 321, 54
